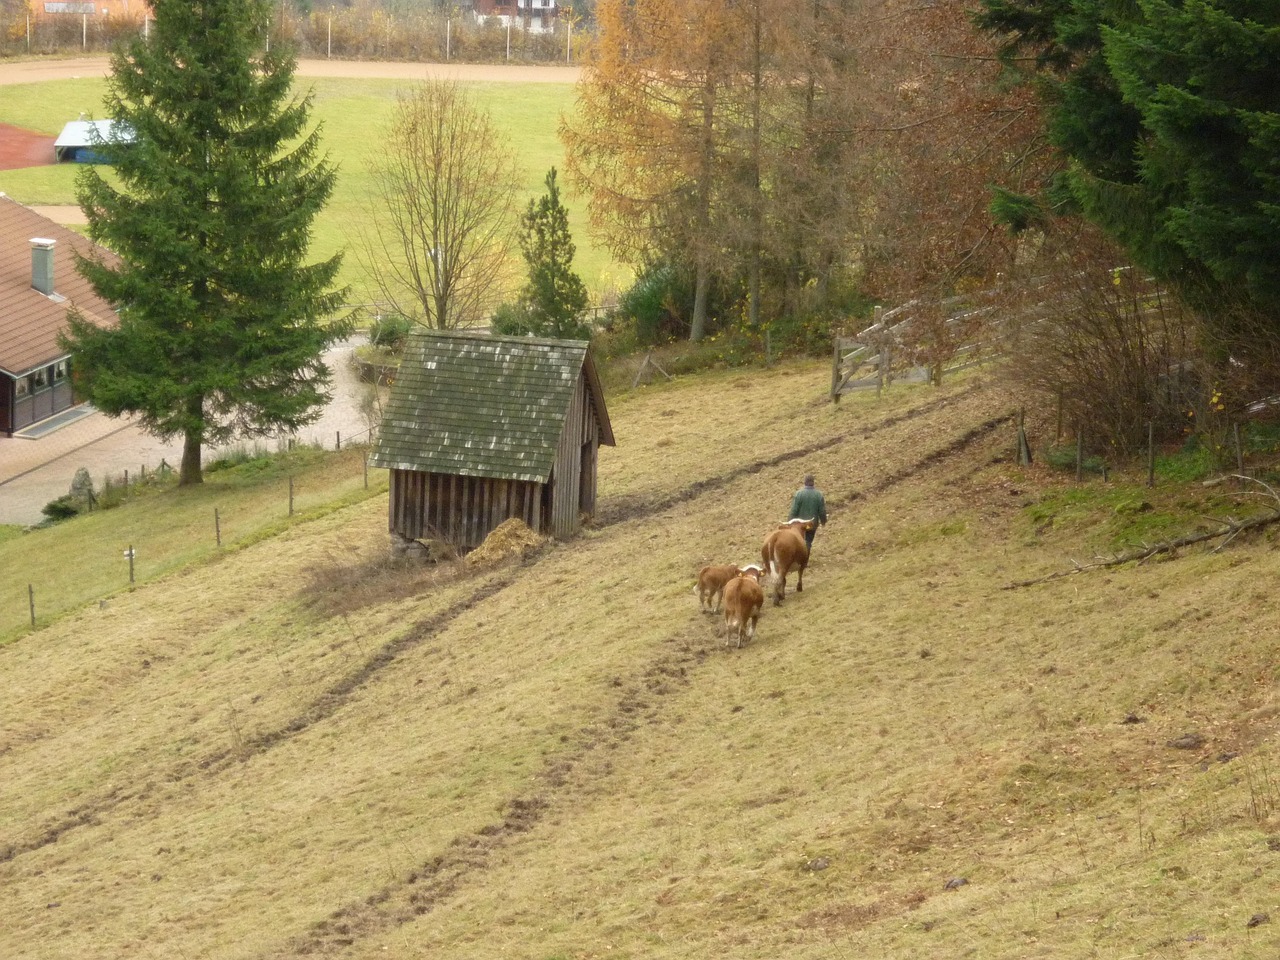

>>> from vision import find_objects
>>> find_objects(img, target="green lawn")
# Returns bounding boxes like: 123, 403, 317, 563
0, 74, 624, 306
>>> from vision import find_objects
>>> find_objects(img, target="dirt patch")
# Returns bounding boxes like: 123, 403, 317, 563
0, 122, 55, 171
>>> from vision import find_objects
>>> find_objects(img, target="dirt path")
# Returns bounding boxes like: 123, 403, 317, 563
0, 56, 581, 86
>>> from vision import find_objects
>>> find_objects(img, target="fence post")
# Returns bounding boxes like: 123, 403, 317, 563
127, 545, 135, 584
1017, 408, 1032, 466
1147, 421, 1156, 488
82, 13, 87, 50
215, 507, 222, 547
363, 455, 369, 489
1234, 422, 1245, 484
1056, 387, 1064, 442
327, 12, 332, 58
1076, 425, 1084, 483
29, 584, 35, 628
831, 337, 841, 404
336, 430, 341, 451
506, 19, 511, 60
289, 476, 294, 516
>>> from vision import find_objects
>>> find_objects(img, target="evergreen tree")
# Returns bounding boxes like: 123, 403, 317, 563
974, 0, 1280, 333
62, 0, 348, 486
516, 167, 590, 340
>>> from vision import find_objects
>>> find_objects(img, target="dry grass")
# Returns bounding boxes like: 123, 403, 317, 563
2, 359, 1279, 959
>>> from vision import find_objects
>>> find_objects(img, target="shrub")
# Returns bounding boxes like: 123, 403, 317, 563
368, 313, 415, 352
41, 495, 82, 523
617, 262, 691, 346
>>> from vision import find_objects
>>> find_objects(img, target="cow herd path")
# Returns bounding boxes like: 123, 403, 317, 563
0, 57, 580, 526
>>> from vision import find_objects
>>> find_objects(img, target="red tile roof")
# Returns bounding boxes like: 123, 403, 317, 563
0, 194, 119, 377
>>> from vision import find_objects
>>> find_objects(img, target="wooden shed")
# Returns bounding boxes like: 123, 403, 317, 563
368, 329, 615, 552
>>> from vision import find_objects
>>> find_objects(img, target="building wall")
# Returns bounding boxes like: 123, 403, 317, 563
34, 0, 146, 18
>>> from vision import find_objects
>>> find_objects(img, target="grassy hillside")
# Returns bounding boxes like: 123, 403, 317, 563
0, 74, 623, 301
2, 362, 1279, 958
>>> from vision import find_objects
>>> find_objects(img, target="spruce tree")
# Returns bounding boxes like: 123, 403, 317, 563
62, 0, 347, 485
517, 167, 590, 340
974, 0, 1280, 333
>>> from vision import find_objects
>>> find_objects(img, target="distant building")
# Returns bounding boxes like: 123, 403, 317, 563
34, 0, 146, 19
473, 0, 559, 35
54, 120, 134, 163
0, 195, 119, 436
369, 329, 614, 552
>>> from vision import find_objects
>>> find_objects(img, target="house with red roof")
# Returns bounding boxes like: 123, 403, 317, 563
0, 194, 119, 436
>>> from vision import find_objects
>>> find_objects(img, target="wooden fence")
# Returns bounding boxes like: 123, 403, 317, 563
831, 290, 1017, 402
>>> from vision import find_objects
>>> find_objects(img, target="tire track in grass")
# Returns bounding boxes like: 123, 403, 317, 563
2, 387, 1004, 877
595, 383, 987, 526
0, 568, 527, 864
272, 405, 1018, 956
278, 627, 713, 957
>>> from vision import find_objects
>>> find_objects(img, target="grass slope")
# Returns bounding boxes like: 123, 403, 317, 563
2, 362, 1279, 959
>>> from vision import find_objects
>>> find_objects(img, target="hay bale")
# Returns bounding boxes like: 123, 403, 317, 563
465, 518, 546, 567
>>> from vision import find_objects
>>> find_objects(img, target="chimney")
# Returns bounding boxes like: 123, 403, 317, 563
30, 238, 56, 296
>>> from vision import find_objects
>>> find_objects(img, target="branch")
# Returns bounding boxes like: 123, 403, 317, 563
1002, 508, 1280, 590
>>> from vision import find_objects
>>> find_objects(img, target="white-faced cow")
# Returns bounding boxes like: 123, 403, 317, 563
761, 518, 814, 606
722, 564, 765, 648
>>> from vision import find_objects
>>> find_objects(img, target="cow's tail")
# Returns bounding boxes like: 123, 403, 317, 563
762, 542, 778, 579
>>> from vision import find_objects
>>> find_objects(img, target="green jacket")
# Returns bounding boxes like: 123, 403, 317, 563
789, 486, 827, 525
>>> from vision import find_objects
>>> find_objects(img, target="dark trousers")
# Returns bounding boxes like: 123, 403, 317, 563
804, 527, 816, 554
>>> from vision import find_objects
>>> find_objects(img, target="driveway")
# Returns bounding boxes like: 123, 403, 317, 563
0, 336, 375, 527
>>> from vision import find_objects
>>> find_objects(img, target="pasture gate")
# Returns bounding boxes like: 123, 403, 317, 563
831, 292, 1013, 402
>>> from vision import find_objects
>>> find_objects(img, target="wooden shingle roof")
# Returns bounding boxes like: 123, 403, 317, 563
0, 193, 119, 377
368, 329, 614, 483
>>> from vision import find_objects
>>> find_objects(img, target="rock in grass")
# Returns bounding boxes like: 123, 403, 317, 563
1167, 733, 1205, 750
944, 877, 968, 890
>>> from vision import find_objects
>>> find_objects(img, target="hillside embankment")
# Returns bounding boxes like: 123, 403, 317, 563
1, 361, 1277, 959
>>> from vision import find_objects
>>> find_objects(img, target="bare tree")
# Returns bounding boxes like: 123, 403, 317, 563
361, 79, 518, 329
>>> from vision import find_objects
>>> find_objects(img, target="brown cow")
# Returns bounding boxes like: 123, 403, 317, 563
722, 565, 765, 648
695, 563, 741, 613
761, 518, 814, 605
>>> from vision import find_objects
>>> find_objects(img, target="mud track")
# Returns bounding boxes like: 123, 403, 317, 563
4, 384, 1012, 950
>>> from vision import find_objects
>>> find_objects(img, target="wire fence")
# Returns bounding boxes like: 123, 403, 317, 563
0, 8, 585, 63
8, 438, 387, 637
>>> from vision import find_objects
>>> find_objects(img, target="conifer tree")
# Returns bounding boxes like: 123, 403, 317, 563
975, 0, 1280, 334
62, 0, 347, 486
517, 168, 590, 340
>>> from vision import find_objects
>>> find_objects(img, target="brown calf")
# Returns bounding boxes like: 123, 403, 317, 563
722, 565, 765, 648
695, 563, 741, 613
761, 518, 814, 605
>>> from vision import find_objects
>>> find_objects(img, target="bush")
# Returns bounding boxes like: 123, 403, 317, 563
368, 313, 415, 352
41, 495, 82, 523
617, 262, 692, 346
490, 301, 538, 337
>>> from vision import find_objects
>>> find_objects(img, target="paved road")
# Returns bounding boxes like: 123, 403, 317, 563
0, 336, 375, 527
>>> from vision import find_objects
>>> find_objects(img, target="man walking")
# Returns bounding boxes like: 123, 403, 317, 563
789, 473, 828, 555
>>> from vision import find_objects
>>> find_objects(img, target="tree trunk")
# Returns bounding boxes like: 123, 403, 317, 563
179, 430, 203, 486
691, 261, 711, 342
179, 394, 204, 486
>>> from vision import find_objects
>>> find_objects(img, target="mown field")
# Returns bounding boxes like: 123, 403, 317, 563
2, 362, 1278, 958
0, 71, 623, 304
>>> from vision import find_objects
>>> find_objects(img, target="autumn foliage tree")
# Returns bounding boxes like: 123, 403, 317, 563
361, 79, 518, 330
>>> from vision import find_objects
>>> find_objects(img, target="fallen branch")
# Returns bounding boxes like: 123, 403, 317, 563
1004, 476, 1280, 589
